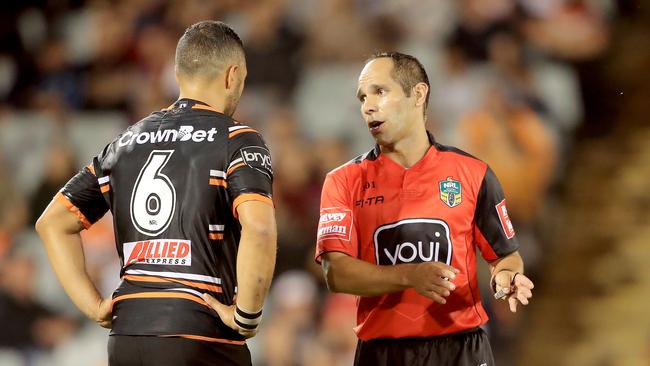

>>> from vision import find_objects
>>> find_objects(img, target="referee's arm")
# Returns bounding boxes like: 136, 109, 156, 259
322, 252, 459, 304
488, 251, 534, 312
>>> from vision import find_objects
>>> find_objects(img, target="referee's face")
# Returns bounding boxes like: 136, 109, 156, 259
357, 58, 419, 147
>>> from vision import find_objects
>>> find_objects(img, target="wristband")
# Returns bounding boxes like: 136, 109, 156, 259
233, 305, 263, 331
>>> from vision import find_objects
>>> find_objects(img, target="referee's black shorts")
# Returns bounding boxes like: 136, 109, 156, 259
108, 335, 251, 366
354, 327, 494, 366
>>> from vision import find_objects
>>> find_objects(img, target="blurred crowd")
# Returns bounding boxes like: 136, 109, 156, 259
0, 0, 621, 365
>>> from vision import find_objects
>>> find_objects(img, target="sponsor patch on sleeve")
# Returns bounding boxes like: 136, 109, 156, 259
495, 199, 515, 239
240, 146, 273, 179
317, 207, 352, 242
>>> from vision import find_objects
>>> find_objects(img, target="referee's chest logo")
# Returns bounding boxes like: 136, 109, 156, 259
374, 219, 452, 266
439, 177, 462, 208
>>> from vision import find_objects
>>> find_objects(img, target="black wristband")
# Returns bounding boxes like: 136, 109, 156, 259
233, 305, 263, 331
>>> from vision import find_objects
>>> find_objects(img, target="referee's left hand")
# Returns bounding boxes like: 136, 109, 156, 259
202, 293, 257, 339
494, 271, 534, 313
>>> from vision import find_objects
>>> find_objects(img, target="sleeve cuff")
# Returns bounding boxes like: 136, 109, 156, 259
232, 193, 274, 218
314, 248, 355, 264
55, 192, 93, 229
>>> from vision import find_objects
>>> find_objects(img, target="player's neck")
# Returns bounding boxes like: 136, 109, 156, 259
177, 84, 227, 114
381, 128, 431, 169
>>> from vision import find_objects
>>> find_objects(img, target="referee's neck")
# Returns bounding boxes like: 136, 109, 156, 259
381, 131, 431, 169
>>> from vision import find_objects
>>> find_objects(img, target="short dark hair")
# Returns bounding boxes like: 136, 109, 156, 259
175, 21, 245, 79
366, 52, 430, 113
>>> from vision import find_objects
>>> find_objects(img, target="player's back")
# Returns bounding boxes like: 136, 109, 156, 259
62, 99, 274, 343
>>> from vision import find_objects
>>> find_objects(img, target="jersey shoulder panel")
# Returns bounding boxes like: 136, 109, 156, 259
434, 142, 482, 163
99, 112, 164, 168
327, 146, 378, 183
435, 143, 488, 176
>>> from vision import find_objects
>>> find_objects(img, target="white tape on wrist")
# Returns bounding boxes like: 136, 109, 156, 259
233, 306, 262, 331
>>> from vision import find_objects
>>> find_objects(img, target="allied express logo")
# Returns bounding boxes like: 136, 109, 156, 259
373, 219, 452, 266
439, 177, 462, 208
123, 239, 192, 266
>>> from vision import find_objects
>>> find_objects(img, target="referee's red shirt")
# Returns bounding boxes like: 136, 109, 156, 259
315, 132, 519, 341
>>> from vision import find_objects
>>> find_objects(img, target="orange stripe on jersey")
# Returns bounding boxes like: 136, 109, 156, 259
192, 104, 220, 113
209, 178, 227, 187
100, 184, 110, 193
112, 292, 209, 307
226, 162, 246, 175
232, 193, 274, 217
86, 163, 96, 176
208, 233, 224, 240
228, 128, 257, 138
55, 192, 92, 229
123, 275, 222, 293
169, 334, 246, 345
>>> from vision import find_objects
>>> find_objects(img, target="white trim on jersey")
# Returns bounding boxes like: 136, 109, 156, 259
98, 176, 110, 185
164, 288, 205, 298
209, 170, 227, 179
228, 125, 250, 132
228, 158, 243, 170
209, 224, 225, 232
125, 269, 222, 285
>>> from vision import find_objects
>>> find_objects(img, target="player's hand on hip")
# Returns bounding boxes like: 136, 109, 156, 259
494, 271, 534, 313
407, 262, 460, 304
95, 298, 113, 329
202, 293, 257, 339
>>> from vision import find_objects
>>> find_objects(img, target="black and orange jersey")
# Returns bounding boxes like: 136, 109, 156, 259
315, 132, 518, 341
58, 98, 273, 344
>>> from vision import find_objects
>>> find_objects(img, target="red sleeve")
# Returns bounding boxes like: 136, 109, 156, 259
314, 171, 358, 263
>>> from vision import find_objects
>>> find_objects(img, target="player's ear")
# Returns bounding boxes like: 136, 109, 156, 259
174, 67, 180, 84
413, 82, 428, 108
225, 64, 240, 90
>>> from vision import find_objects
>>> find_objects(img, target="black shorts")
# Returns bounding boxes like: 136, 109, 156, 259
354, 327, 495, 366
108, 335, 251, 366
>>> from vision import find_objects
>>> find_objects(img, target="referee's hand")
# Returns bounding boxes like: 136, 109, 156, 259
493, 271, 534, 313
406, 262, 460, 304
202, 293, 257, 339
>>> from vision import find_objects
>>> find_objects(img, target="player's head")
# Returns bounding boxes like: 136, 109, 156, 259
175, 21, 246, 116
357, 52, 430, 147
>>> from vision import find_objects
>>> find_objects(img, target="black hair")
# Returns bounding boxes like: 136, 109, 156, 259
175, 21, 245, 78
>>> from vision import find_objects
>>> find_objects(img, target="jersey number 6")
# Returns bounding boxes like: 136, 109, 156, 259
130, 150, 176, 236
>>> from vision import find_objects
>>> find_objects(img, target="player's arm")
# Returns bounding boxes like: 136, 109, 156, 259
35, 198, 112, 328
235, 201, 276, 311
203, 129, 276, 338
474, 167, 534, 312
322, 252, 458, 304
203, 201, 277, 338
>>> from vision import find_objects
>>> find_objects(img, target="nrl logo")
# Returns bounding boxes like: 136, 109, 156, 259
439, 177, 462, 208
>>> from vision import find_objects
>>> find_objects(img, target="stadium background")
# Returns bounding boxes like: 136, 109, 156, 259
1, 0, 649, 365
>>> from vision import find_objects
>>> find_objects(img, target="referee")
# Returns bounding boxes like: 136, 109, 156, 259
315, 52, 534, 365
36, 21, 276, 366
